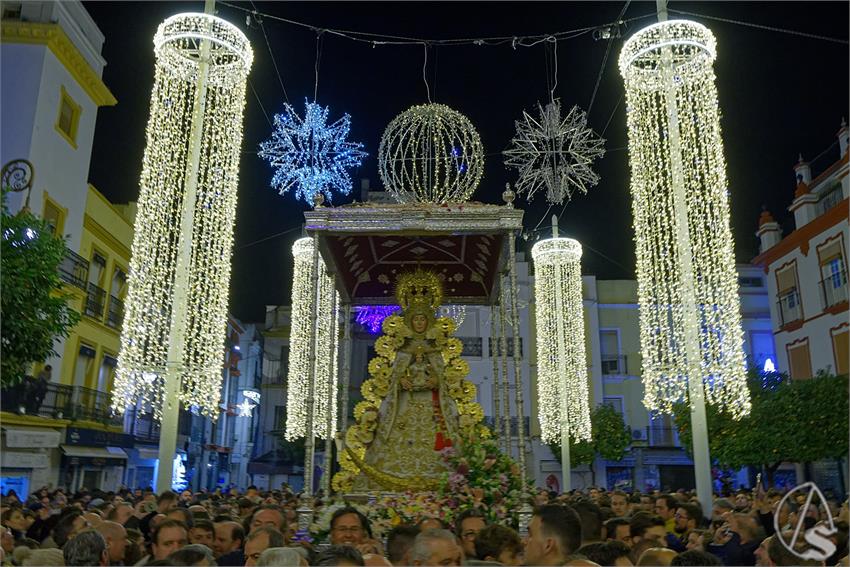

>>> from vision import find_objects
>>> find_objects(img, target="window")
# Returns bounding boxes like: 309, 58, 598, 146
96, 355, 117, 393
89, 253, 106, 286
55, 86, 81, 148
109, 268, 127, 298
819, 184, 844, 215
832, 328, 848, 376
73, 344, 96, 388
600, 330, 624, 374
817, 237, 847, 308
42, 196, 65, 236
787, 341, 812, 380
775, 263, 801, 326
738, 276, 763, 288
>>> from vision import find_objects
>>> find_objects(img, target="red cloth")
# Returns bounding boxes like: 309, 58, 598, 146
432, 390, 453, 450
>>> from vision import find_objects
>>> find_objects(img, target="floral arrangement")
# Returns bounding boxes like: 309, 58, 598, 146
438, 437, 530, 525
315, 436, 529, 541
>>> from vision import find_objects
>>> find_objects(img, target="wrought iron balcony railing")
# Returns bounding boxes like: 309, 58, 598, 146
820, 269, 848, 309
776, 290, 802, 327
106, 295, 124, 329
602, 355, 628, 375
1, 380, 121, 426
58, 250, 89, 290
84, 283, 107, 319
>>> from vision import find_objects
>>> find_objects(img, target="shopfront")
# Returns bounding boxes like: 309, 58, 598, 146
61, 427, 133, 492
1, 426, 63, 496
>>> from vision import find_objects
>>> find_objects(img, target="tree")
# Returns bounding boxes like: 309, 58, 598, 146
673, 370, 849, 485
549, 403, 633, 466
1, 189, 80, 387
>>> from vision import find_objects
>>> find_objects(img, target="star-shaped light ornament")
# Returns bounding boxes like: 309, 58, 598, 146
236, 399, 257, 417
259, 99, 367, 206
503, 100, 606, 205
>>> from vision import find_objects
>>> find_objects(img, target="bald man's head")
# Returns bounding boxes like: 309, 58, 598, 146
97, 521, 128, 563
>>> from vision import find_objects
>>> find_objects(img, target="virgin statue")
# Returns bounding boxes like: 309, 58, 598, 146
334, 270, 486, 493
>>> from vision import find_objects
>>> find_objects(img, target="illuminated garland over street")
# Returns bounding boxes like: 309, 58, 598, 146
285, 237, 339, 440
379, 103, 484, 204
113, 13, 252, 420
259, 100, 367, 206
531, 238, 591, 444
619, 20, 750, 418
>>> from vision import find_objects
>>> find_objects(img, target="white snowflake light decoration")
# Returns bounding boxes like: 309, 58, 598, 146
259, 99, 367, 205
503, 100, 605, 205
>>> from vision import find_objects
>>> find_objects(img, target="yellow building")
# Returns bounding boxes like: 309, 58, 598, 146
1, 185, 135, 494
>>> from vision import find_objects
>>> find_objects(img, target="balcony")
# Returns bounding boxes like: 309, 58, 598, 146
602, 355, 628, 375
84, 283, 107, 319
106, 295, 124, 329
648, 426, 680, 447
59, 250, 89, 290
776, 290, 802, 327
124, 406, 161, 442
820, 270, 848, 309
0, 380, 121, 426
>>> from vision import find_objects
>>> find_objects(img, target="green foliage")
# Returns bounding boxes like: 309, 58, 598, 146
673, 371, 849, 472
1, 190, 80, 387
549, 403, 633, 466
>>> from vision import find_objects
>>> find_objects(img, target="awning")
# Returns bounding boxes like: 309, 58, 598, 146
61, 445, 128, 460
3, 425, 62, 448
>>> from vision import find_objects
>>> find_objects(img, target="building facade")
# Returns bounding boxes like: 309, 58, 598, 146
0, 0, 126, 497
753, 123, 849, 380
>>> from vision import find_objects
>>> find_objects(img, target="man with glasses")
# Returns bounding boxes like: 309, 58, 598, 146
668, 504, 700, 552
454, 509, 487, 560
330, 506, 383, 556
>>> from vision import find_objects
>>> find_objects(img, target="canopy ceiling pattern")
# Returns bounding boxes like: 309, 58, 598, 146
304, 201, 524, 305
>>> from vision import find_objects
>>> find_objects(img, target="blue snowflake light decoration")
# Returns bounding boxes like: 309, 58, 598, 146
259, 99, 367, 205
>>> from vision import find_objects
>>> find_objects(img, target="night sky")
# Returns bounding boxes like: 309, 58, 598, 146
84, 1, 849, 323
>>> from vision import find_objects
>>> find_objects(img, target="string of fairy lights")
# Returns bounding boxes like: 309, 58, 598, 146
285, 237, 340, 440
531, 237, 592, 444
619, 20, 751, 418
113, 13, 253, 420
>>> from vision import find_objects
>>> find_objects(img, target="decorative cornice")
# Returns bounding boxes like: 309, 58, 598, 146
2, 21, 117, 107
83, 213, 131, 260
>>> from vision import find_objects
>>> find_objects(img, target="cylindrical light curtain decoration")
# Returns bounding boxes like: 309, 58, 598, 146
113, 14, 253, 419
619, 20, 750, 417
531, 237, 591, 444
285, 237, 339, 441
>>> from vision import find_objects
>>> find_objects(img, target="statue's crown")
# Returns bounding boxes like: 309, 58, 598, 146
395, 270, 443, 311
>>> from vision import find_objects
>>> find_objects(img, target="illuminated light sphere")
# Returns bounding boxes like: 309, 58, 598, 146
379, 103, 484, 204
259, 99, 367, 206
356, 305, 400, 334
286, 237, 339, 441
531, 238, 592, 444
113, 13, 252, 420
503, 100, 606, 205
619, 20, 750, 418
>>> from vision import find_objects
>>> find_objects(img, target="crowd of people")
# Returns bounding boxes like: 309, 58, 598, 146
0, 484, 847, 566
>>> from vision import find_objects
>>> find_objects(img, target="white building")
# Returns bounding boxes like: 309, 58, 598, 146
1, 0, 116, 249
753, 122, 849, 379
